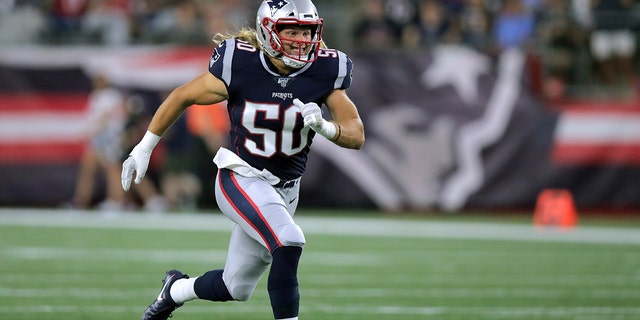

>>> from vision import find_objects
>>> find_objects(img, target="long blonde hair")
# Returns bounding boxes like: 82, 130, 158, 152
213, 28, 328, 50
213, 28, 260, 48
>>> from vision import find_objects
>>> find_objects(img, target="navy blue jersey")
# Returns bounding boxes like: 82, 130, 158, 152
208, 38, 353, 180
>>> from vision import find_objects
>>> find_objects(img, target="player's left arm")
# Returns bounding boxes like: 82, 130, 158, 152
325, 89, 365, 150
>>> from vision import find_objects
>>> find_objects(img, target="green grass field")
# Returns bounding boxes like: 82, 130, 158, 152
1, 208, 639, 320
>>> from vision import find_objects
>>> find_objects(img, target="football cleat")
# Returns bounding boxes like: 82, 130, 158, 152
141, 269, 189, 320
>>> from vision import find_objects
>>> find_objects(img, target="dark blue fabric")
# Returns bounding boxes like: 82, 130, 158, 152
194, 269, 233, 302
268, 246, 302, 319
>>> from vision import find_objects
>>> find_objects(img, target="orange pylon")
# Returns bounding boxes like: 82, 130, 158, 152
533, 189, 578, 229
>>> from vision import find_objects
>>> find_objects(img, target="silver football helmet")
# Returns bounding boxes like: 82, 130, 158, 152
256, 0, 323, 69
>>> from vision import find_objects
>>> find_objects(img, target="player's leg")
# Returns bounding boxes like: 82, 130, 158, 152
215, 169, 304, 251
141, 169, 304, 320
101, 159, 127, 209
267, 181, 303, 319
71, 147, 98, 208
221, 224, 272, 300
216, 169, 305, 319
170, 224, 271, 303
267, 244, 303, 319
140, 189, 268, 320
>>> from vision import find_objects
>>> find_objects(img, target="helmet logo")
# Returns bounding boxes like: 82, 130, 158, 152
266, 0, 289, 16
210, 49, 221, 68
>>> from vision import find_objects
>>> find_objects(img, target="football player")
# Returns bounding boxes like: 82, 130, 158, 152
121, 1, 365, 319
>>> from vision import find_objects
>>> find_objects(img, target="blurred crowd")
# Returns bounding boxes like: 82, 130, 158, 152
353, 0, 640, 99
1, 0, 639, 100
0, 0, 252, 45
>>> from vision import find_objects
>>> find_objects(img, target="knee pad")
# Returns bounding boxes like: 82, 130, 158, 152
224, 265, 266, 301
277, 223, 305, 248
228, 283, 254, 301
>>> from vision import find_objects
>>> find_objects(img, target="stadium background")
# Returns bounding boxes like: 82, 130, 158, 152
0, 0, 639, 214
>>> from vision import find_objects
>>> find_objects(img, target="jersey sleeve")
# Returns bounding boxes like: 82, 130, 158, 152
208, 39, 235, 86
335, 51, 354, 90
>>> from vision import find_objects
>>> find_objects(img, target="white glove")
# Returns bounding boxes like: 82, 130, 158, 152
293, 98, 336, 140
121, 130, 160, 191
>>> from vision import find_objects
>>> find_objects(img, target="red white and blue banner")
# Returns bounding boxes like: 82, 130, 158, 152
0, 45, 638, 212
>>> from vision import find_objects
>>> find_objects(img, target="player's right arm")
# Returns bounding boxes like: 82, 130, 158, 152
148, 72, 228, 136
122, 71, 228, 191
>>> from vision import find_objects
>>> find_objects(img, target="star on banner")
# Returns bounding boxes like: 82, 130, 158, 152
422, 45, 490, 106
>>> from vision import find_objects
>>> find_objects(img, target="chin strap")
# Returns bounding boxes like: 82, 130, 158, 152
282, 55, 308, 69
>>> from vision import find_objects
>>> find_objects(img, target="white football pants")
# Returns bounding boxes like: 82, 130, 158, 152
214, 168, 304, 301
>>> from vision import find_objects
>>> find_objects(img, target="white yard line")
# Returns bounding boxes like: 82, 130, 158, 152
1, 304, 640, 318
311, 305, 640, 317
2, 246, 229, 263
0, 208, 639, 245
2, 286, 637, 300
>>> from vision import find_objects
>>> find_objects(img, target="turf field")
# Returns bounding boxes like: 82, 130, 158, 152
0, 208, 639, 320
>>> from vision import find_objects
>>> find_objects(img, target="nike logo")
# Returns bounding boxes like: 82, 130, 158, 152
156, 274, 175, 301
289, 197, 297, 204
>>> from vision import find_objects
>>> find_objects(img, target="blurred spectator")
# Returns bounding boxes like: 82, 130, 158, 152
589, 0, 637, 86
0, 0, 45, 44
70, 77, 167, 212
199, 0, 250, 39
154, 94, 201, 211
572, 0, 593, 28
417, 0, 454, 47
458, 0, 493, 52
352, 0, 403, 50
442, 0, 466, 15
143, 0, 209, 45
401, 22, 423, 50
42, 0, 90, 44
81, 0, 130, 46
70, 74, 126, 210
119, 94, 168, 212
492, 0, 536, 50
535, 0, 587, 99
385, 0, 417, 28
128, 0, 166, 42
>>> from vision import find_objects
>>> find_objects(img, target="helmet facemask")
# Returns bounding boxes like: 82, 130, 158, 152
259, 17, 323, 69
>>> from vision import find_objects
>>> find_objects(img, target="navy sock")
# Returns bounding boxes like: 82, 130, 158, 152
268, 246, 302, 319
193, 269, 234, 302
